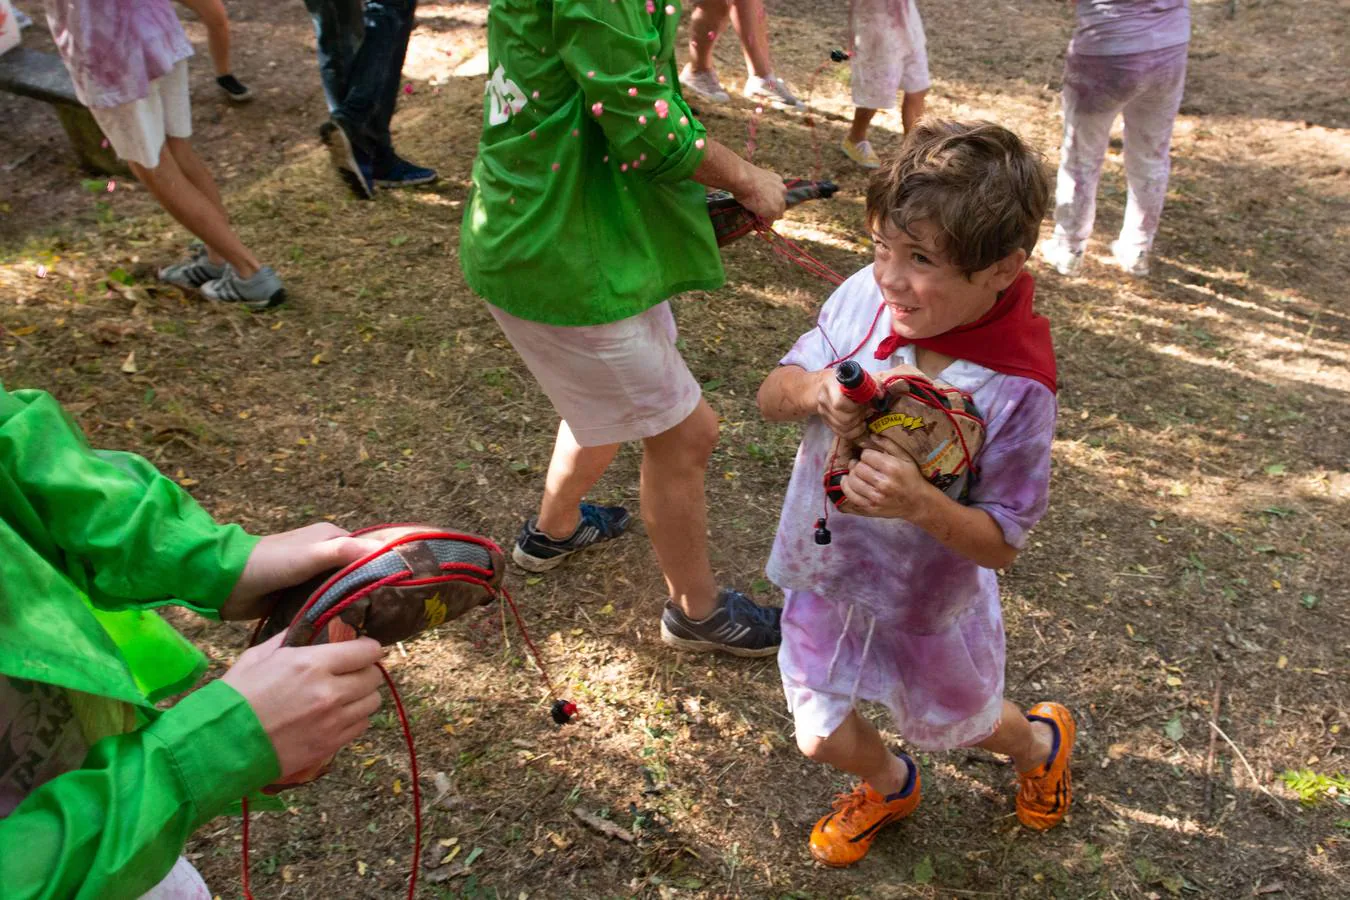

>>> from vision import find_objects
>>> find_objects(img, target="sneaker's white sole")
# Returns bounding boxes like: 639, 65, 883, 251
511, 544, 569, 573
659, 621, 780, 658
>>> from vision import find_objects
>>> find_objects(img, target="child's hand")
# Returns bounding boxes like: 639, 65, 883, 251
222, 523, 386, 620
816, 371, 869, 442
839, 433, 936, 520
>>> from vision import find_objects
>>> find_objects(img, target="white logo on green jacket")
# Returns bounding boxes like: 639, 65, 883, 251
486, 65, 528, 126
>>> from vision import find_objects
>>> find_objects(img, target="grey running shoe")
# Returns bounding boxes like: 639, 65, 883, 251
1110, 239, 1150, 277
158, 250, 225, 290
660, 588, 782, 657
511, 503, 631, 572
201, 265, 287, 310
319, 119, 375, 200
679, 64, 731, 104
744, 74, 805, 111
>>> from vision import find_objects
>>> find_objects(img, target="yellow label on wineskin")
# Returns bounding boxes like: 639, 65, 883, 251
424, 593, 449, 628
869, 412, 925, 434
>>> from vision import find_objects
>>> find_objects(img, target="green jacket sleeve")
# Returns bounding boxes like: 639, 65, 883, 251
0, 387, 258, 617
0, 680, 279, 900
553, 1, 707, 183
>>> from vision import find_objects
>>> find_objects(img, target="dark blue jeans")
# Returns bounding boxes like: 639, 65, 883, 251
303, 0, 417, 168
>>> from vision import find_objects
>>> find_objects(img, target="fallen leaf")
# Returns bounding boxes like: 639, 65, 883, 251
393, 778, 402, 795
8, 325, 37, 336
1277, 655, 1288, 670
311, 353, 325, 366
357, 860, 368, 876
913, 855, 935, 884
1164, 715, 1185, 742
1166, 676, 1183, 687
547, 831, 572, 850
120, 351, 138, 374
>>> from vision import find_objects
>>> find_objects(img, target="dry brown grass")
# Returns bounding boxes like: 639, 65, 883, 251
2, 0, 1348, 897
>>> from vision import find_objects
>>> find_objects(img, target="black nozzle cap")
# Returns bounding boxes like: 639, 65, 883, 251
835, 360, 865, 389
830, 49, 850, 63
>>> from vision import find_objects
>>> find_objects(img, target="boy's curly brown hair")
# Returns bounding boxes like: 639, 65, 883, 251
865, 120, 1050, 276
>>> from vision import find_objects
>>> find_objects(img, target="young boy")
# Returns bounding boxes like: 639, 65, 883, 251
43, 0, 284, 307
757, 121, 1074, 866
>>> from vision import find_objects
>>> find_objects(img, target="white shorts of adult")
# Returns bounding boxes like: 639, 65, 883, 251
88, 59, 192, 169
850, 0, 931, 109
488, 301, 703, 448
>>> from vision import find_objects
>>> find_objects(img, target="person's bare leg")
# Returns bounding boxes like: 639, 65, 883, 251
130, 143, 261, 277
974, 700, 1053, 773
535, 420, 621, 539
798, 710, 911, 795
688, 0, 732, 73
729, 0, 773, 78
848, 107, 878, 143
640, 399, 719, 620
178, 0, 232, 78
901, 89, 927, 134
160, 137, 257, 273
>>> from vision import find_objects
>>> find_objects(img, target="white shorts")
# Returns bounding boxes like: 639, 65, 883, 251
850, 0, 931, 109
89, 60, 192, 169
487, 302, 703, 447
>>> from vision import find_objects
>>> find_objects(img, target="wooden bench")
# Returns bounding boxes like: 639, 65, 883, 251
0, 46, 126, 175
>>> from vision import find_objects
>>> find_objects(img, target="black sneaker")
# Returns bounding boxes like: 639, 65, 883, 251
319, 119, 375, 200
660, 588, 782, 657
374, 156, 439, 188
511, 503, 631, 572
216, 74, 253, 103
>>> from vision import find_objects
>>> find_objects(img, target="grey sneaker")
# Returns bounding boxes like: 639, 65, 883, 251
679, 64, 731, 104
660, 588, 782, 657
201, 265, 287, 309
743, 74, 805, 110
158, 250, 225, 290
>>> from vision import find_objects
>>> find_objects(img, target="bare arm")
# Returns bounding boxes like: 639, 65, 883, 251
693, 138, 787, 221
757, 364, 869, 440
841, 437, 1019, 569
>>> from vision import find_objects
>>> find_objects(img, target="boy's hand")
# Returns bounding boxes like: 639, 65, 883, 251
839, 433, 937, 520
222, 631, 384, 781
816, 370, 869, 442
222, 523, 386, 620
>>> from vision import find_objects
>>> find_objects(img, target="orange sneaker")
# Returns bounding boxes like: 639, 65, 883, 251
1016, 702, 1076, 831
809, 754, 920, 867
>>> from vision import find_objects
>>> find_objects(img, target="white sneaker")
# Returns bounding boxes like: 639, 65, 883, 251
1110, 239, 1150, 276
679, 65, 730, 103
1040, 238, 1084, 276
743, 73, 805, 110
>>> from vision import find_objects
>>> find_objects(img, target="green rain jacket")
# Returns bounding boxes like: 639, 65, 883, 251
0, 384, 280, 899
461, 0, 725, 326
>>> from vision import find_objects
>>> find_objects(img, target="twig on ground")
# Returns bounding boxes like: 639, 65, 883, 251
1209, 720, 1287, 815
571, 807, 634, 843
1203, 675, 1223, 818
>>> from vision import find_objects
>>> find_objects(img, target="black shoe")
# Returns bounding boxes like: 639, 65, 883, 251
511, 503, 631, 572
216, 74, 252, 103
660, 588, 782, 657
319, 119, 375, 200
374, 157, 439, 187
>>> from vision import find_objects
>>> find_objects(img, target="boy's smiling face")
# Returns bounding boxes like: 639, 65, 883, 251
871, 219, 1023, 340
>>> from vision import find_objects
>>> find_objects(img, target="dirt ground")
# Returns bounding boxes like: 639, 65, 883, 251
2, 0, 1349, 897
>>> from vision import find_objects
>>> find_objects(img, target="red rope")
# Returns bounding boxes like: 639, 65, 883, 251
241, 663, 422, 900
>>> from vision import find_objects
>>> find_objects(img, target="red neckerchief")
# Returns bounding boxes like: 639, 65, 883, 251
874, 271, 1058, 394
